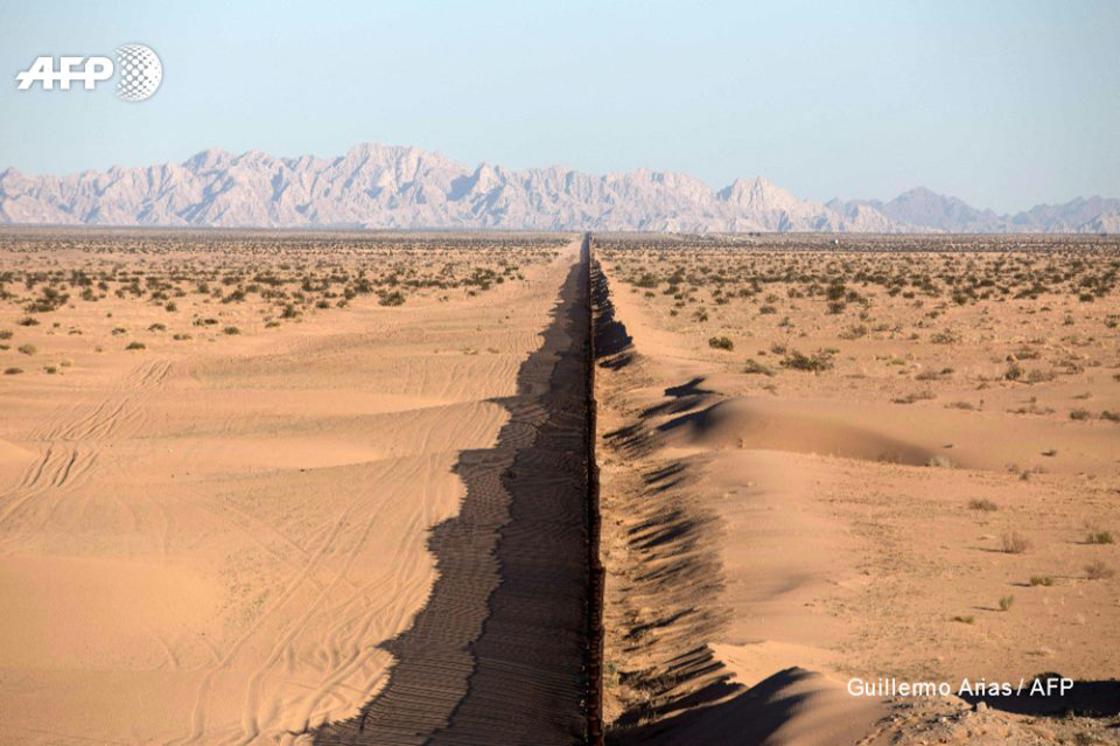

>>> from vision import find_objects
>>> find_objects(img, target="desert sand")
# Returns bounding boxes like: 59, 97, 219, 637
0, 230, 587, 745
3, 228, 1118, 746
593, 234, 1120, 744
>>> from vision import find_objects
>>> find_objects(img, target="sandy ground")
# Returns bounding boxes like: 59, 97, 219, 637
0, 231, 577, 745
4, 229, 1118, 745
594, 237, 1120, 744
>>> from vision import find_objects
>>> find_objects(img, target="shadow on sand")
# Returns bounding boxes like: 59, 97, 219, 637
609, 668, 818, 746
958, 675, 1120, 717
591, 259, 633, 371
313, 255, 591, 745
591, 259, 742, 741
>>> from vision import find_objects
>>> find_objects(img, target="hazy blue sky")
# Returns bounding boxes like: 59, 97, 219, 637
1, 0, 1116, 213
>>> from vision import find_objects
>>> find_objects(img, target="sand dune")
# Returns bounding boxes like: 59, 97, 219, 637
659, 397, 937, 466
616, 667, 886, 746
594, 236, 1120, 744
0, 232, 585, 745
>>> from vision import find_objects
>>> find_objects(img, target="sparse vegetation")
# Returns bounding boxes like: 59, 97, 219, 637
379, 291, 406, 307
742, 358, 775, 376
1085, 560, 1114, 580
1086, 530, 1114, 545
780, 348, 834, 372
1001, 531, 1031, 554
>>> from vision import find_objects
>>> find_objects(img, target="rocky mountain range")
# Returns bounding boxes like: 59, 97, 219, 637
1, 143, 1115, 233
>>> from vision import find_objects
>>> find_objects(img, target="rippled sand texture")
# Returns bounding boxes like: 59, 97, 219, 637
0, 231, 582, 745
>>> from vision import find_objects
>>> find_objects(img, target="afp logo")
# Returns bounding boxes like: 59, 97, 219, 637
15, 44, 162, 102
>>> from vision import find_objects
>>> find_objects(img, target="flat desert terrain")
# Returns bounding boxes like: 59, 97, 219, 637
0, 230, 588, 745
592, 234, 1120, 744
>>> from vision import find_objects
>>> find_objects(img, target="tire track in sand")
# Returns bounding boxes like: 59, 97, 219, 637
1, 359, 173, 539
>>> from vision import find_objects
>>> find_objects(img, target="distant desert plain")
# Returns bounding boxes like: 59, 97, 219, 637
0, 229, 1118, 745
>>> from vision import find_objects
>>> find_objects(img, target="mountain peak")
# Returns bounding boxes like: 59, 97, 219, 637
183, 148, 234, 172
717, 176, 797, 209
0, 143, 1115, 233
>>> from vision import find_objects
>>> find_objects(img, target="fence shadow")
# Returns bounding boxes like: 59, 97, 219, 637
313, 255, 590, 745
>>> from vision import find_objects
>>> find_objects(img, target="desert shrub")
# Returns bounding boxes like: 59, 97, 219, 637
125, 341, 146, 350
1026, 368, 1056, 384
1086, 530, 1114, 545
781, 349, 834, 372
893, 389, 936, 404
1001, 531, 1031, 554
1085, 561, 1114, 580
1069, 408, 1091, 421
998, 594, 1015, 611
17, 344, 36, 355
379, 291, 406, 306
743, 358, 775, 376
929, 329, 959, 344
1029, 575, 1054, 587
708, 336, 734, 351
223, 326, 241, 335
4, 367, 24, 375
0, 330, 12, 340
969, 498, 998, 511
